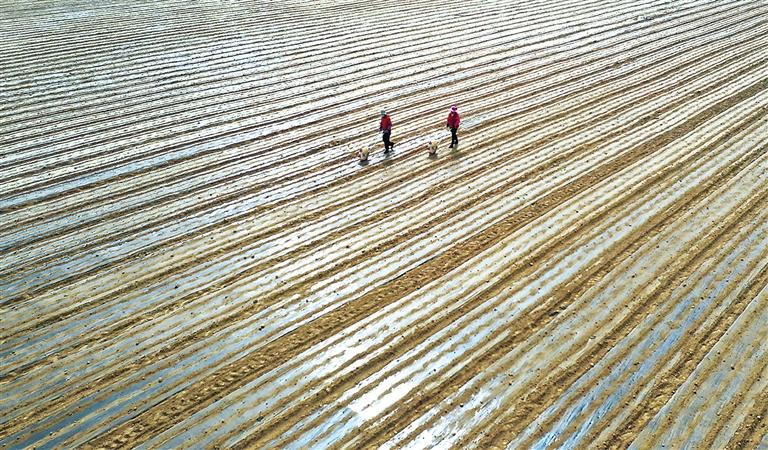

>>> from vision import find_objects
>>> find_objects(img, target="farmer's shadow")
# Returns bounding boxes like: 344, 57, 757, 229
380, 149, 395, 166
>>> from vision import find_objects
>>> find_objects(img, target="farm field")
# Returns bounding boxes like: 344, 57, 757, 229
2, 0, 768, 448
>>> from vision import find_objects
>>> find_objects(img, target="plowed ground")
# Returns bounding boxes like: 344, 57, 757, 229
1, 0, 768, 448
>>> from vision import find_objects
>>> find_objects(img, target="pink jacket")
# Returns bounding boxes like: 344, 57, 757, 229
447, 111, 461, 128
379, 115, 392, 132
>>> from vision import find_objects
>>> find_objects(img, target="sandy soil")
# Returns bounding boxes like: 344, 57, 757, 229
1, 0, 768, 448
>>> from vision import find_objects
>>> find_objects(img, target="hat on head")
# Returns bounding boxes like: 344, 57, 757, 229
380, 110, 386, 116
451, 105, 458, 111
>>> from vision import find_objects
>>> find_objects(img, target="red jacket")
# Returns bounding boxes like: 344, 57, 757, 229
379, 115, 392, 132
447, 111, 461, 128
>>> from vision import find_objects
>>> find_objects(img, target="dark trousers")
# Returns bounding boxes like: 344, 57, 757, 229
382, 131, 392, 150
450, 127, 459, 146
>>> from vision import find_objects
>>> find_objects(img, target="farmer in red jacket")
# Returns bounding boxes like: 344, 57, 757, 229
379, 110, 394, 152
446, 105, 461, 148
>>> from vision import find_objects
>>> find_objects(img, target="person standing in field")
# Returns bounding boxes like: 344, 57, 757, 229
379, 110, 395, 152
446, 105, 460, 148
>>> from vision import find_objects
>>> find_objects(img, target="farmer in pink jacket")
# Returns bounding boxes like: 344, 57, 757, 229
446, 105, 461, 148
379, 110, 395, 152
